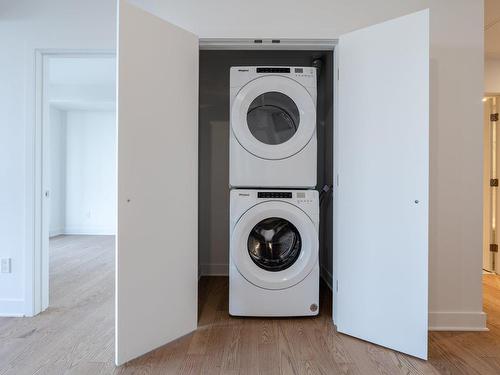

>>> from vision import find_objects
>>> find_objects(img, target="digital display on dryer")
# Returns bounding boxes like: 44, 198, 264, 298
258, 192, 292, 199
256, 67, 291, 73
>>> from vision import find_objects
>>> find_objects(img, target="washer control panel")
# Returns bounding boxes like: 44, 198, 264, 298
255, 191, 315, 204
231, 189, 319, 222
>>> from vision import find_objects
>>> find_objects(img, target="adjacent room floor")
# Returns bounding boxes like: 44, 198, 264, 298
1, 235, 500, 374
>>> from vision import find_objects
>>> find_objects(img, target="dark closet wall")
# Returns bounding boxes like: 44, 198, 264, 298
198, 50, 334, 282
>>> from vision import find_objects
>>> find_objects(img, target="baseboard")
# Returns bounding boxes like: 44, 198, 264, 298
200, 263, 228, 276
0, 298, 26, 317
320, 264, 333, 291
63, 227, 115, 235
49, 228, 64, 237
428, 311, 488, 331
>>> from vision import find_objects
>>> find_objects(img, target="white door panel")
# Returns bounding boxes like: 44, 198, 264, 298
116, 0, 198, 365
335, 10, 429, 359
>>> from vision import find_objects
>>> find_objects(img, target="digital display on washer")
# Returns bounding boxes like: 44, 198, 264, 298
256, 67, 290, 73
294, 68, 303, 73
258, 192, 292, 199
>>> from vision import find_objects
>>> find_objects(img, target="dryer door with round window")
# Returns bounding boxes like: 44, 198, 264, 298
231, 76, 316, 160
231, 201, 318, 290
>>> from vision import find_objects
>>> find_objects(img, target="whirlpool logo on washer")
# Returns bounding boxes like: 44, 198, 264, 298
238, 193, 250, 196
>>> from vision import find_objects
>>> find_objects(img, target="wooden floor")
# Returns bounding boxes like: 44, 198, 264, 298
1, 235, 500, 374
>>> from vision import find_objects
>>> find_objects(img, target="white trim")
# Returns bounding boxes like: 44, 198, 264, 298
63, 228, 116, 235
200, 38, 337, 51
199, 263, 229, 276
428, 311, 488, 331
332, 45, 339, 325
49, 228, 65, 237
50, 229, 115, 237
31, 49, 115, 317
0, 299, 27, 317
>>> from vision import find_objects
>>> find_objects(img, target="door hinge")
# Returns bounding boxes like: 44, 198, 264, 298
490, 244, 498, 253
491, 179, 499, 187
335, 279, 339, 292
491, 113, 499, 122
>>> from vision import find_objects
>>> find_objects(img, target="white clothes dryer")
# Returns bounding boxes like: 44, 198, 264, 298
229, 189, 319, 316
230, 66, 317, 188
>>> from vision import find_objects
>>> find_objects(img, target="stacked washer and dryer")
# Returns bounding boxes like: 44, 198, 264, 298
229, 66, 320, 316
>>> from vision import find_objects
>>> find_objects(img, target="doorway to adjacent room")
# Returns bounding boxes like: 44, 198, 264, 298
36, 53, 116, 313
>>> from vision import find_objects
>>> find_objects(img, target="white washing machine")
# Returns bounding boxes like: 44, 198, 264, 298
230, 66, 317, 188
229, 189, 319, 316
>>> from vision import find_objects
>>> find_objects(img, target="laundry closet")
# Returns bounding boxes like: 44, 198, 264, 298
115, 1, 429, 366
197, 50, 334, 317
198, 50, 334, 288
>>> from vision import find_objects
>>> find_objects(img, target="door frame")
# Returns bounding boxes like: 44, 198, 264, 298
199, 38, 336, 51
484, 93, 500, 274
31, 49, 115, 316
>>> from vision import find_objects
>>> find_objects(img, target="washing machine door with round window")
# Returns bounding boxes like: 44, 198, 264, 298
231, 76, 316, 160
231, 201, 318, 290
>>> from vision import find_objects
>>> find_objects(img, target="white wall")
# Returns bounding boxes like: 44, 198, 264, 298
49, 107, 67, 237
0, 0, 485, 331
0, 0, 116, 316
486, 58, 500, 93
48, 109, 117, 236
65, 111, 117, 235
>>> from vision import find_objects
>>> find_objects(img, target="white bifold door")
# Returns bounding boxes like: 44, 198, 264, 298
116, 0, 429, 365
334, 10, 429, 359
115, 0, 199, 366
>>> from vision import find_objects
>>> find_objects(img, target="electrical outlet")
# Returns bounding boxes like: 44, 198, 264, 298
1, 258, 12, 273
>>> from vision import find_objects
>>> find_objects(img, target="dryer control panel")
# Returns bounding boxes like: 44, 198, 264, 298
230, 66, 316, 89
258, 191, 292, 199
256, 67, 291, 73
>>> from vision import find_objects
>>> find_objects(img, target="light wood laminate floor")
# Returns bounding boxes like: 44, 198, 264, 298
1, 235, 500, 374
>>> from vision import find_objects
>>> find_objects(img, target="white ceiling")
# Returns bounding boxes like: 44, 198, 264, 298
48, 56, 116, 111
486, 0, 500, 59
